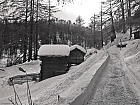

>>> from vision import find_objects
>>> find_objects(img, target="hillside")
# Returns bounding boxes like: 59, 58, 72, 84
0, 48, 106, 105
84, 39, 140, 105
0, 38, 139, 105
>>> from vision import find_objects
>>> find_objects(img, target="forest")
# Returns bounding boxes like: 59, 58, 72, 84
0, 0, 140, 66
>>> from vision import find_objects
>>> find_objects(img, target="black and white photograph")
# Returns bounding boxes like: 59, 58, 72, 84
0, 0, 140, 104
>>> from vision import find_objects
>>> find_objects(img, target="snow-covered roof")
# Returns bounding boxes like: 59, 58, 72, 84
70, 45, 86, 53
38, 44, 70, 56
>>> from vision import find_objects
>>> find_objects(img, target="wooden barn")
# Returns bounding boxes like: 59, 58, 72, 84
68, 45, 86, 65
133, 30, 140, 39
38, 45, 70, 80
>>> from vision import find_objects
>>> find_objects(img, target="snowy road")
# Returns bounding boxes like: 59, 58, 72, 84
84, 49, 139, 105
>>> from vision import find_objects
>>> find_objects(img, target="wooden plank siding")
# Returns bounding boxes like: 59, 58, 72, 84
69, 48, 85, 65
134, 31, 140, 39
40, 56, 68, 80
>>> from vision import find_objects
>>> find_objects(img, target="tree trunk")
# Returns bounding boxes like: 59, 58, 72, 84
120, 0, 126, 33
93, 14, 96, 48
101, 3, 103, 48
110, 0, 116, 42
23, 0, 28, 62
110, 11, 116, 38
48, 0, 51, 44
34, 0, 39, 60
128, 0, 132, 39
29, 0, 34, 61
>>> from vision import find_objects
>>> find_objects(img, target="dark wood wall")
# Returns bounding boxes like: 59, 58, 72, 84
40, 56, 68, 80
69, 48, 85, 65
134, 31, 140, 39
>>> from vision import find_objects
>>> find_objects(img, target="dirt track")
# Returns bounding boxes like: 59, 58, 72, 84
84, 49, 139, 105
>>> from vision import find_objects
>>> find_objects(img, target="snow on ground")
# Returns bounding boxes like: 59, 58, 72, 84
0, 49, 107, 105
119, 39, 140, 101
58, 54, 108, 105
0, 38, 139, 105
122, 39, 140, 57
0, 60, 41, 102
0, 60, 40, 78
84, 48, 98, 60
0, 60, 40, 87
0, 57, 7, 68
118, 39, 140, 79
105, 30, 134, 49
84, 39, 140, 105
22, 50, 107, 105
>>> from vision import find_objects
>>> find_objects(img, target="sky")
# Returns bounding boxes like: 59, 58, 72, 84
52, 0, 107, 26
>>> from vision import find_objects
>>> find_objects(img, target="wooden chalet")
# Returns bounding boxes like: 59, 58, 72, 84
68, 45, 86, 65
38, 45, 70, 80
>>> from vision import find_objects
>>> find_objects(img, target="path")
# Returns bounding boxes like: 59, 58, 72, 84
84, 48, 139, 105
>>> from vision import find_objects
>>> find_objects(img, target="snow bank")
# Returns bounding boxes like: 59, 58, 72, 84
123, 39, 140, 57
38, 45, 70, 56
118, 39, 140, 103
0, 60, 40, 90
124, 51, 140, 62
124, 51, 140, 78
4, 49, 105, 105
4, 60, 40, 78
84, 48, 98, 60
0, 49, 109, 105
17, 60, 41, 74
113, 39, 140, 75
57, 53, 109, 105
